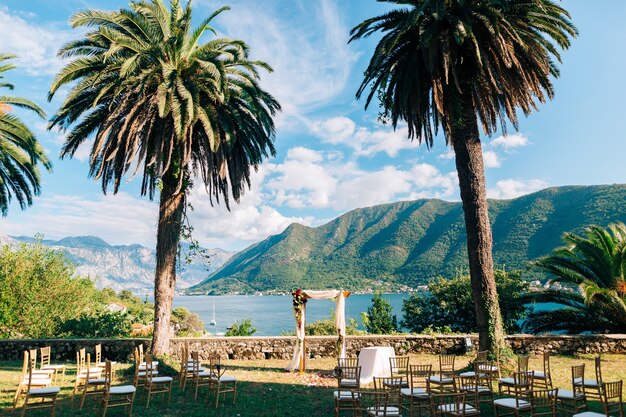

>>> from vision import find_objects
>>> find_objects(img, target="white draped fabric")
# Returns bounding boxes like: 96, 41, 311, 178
286, 290, 349, 372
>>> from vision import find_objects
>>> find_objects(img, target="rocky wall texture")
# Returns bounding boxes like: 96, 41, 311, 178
2, 335, 625, 362
0, 338, 148, 361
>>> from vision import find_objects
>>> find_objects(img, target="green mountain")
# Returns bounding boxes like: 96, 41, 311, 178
190, 184, 626, 294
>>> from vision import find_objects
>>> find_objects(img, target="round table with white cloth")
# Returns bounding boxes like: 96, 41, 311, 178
357, 346, 396, 384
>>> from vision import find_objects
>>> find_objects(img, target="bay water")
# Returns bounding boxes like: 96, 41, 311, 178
172, 293, 409, 336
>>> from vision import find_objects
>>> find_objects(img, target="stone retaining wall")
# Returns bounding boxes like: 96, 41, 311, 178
1, 334, 625, 362
0, 338, 148, 361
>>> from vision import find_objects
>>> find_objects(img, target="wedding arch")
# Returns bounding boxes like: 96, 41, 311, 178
286, 289, 351, 372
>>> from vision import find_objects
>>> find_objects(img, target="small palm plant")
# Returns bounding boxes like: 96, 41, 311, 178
0, 54, 51, 215
523, 223, 626, 333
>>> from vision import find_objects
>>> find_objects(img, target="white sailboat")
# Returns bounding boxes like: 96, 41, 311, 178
209, 298, 217, 326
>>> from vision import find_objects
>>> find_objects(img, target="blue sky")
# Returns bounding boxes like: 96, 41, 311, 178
0, 0, 625, 251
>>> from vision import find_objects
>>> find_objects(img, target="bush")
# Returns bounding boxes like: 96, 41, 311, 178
361, 293, 398, 334
401, 270, 529, 334
59, 310, 132, 337
0, 241, 97, 338
305, 310, 362, 336
171, 307, 205, 336
225, 318, 256, 336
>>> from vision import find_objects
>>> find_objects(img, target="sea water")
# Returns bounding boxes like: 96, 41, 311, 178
172, 293, 409, 336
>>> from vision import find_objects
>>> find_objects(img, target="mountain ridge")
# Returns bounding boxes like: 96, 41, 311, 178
2, 235, 236, 293
190, 184, 626, 294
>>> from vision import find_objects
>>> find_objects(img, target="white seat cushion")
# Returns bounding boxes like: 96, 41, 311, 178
187, 366, 206, 372
553, 389, 584, 400
429, 376, 454, 384
532, 371, 547, 379
137, 371, 159, 377
97, 361, 116, 367
86, 378, 107, 385
197, 371, 212, 377
367, 406, 400, 416
151, 376, 173, 383
334, 390, 357, 400
21, 378, 51, 386
459, 371, 476, 377
438, 403, 478, 415
211, 375, 236, 383
576, 379, 600, 388
401, 388, 428, 398
28, 387, 60, 396
494, 398, 530, 409
109, 385, 136, 395
460, 385, 492, 393
340, 378, 358, 387
42, 365, 66, 371
139, 361, 159, 370
573, 412, 605, 417
498, 377, 515, 385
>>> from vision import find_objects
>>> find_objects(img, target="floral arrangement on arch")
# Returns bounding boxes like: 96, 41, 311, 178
292, 288, 307, 324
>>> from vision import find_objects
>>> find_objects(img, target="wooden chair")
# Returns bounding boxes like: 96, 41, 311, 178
337, 357, 359, 367
180, 342, 202, 391
573, 380, 623, 417
530, 389, 558, 417
401, 364, 432, 417
457, 363, 494, 410
189, 350, 212, 399
333, 366, 361, 417
494, 371, 534, 417
27, 349, 54, 380
576, 356, 603, 401
388, 356, 410, 389
553, 365, 587, 416
13, 350, 58, 415
499, 356, 530, 395
144, 353, 173, 407
132, 348, 159, 391
71, 348, 103, 403
95, 344, 117, 372
350, 390, 398, 417
430, 392, 479, 417
101, 360, 136, 417
207, 353, 237, 407
374, 376, 404, 409
531, 352, 552, 390
428, 355, 456, 393
79, 353, 107, 409
39, 346, 66, 384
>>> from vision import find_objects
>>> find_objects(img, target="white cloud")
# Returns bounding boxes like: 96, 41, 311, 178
0, 192, 158, 246
438, 149, 455, 160
483, 150, 501, 168
187, 165, 313, 249
487, 179, 548, 199
214, 0, 358, 126
311, 116, 420, 157
0, 6, 71, 76
263, 147, 458, 211
491, 133, 530, 150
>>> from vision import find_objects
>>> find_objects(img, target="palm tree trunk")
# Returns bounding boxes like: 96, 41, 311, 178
449, 97, 506, 354
151, 170, 185, 355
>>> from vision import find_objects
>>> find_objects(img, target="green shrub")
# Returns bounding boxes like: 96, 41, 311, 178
225, 318, 256, 336
361, 293, 398, 334
59, 310, 132, 338
0, 241, 97, 338
401, 270, 529, 334
171, 307, 205, 336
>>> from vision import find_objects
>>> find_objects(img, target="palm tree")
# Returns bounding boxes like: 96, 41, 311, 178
350, 0, 577, 352
0, 54, 51, 215
48, 0, 279, 354
522, 223, 626, 333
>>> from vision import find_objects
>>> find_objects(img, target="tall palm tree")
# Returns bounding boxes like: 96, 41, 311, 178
522, 223, 626, 333
350, 0, 577, 352
48, 0, 279, 354
0, 54, 51, 216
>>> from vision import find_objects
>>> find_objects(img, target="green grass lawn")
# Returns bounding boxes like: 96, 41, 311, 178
0, 354, 620, 416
